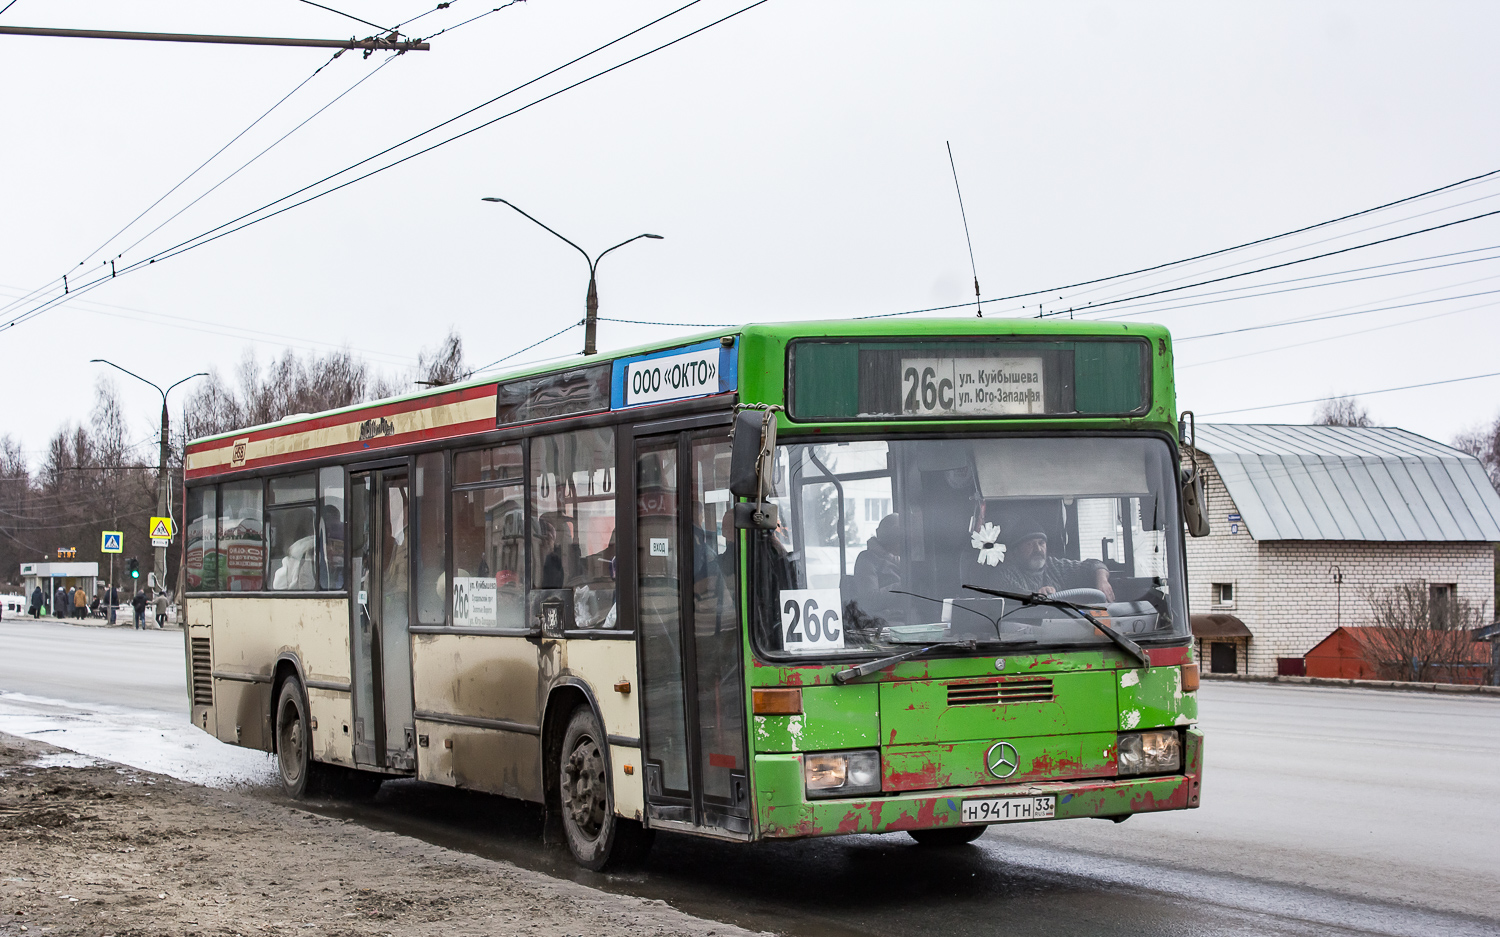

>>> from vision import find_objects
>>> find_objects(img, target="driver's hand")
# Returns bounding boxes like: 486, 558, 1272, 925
1095, 570, 1115, 602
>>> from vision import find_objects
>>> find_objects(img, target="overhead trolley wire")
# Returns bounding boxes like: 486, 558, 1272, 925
0, 0, 753, 334
1200, 370, 1500, 418
134, 0, 758, 268
1027, 205, 1500, 319
111, 52, 402, 261
294, 0, 395, 35
416, 0, 529, 42
1057, 183, 1500, 311
853, 166, 1500, 321
1178, 295, 1500, 370
1086, 245, 1500, 321
0, 48, 353, 320
470, 319, 584, 374
0, 0, 524, 325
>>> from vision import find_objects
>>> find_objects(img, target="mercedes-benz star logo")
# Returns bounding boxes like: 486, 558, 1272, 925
985, 740, 1019, 779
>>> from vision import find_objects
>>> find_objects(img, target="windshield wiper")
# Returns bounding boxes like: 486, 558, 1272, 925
961, 584, 1152, 669
890, 589, 1003, 641
832, 636, 1035, 685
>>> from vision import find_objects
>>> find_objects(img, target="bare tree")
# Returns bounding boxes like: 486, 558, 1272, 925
181, 347, 399, 443
1312, 396, 1374, 427
1453, 413, 1500, 488
1354, 582, 1489, 683
416, 329, 468, 387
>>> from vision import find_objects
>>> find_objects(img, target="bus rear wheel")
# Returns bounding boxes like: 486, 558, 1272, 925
908, 825, 987, 846
558, 707, 652, 870
275, 677, 333, 798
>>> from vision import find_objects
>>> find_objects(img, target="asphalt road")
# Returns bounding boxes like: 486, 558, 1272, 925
2, 618, 1497, 936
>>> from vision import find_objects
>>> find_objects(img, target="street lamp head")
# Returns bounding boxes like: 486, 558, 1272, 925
481, 197, 505, 203
643, 234, 664, 239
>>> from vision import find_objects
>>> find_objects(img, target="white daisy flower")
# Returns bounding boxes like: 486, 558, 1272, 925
971, 523, 1005, 566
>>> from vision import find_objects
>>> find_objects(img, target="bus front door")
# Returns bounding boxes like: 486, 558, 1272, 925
349, 469, 417, 773
635, 432, 750, 835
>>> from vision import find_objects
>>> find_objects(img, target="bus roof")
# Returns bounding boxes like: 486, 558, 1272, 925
183, 318, 1172, 479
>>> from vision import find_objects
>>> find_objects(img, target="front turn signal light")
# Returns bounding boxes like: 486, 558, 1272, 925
753, 687, 802, 715
1181, 663, 1200, 693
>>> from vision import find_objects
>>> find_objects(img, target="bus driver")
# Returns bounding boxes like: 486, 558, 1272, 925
976, 524, 1115, 601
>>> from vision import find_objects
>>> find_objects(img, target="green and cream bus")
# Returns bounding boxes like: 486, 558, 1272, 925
182, 319, 1206, 868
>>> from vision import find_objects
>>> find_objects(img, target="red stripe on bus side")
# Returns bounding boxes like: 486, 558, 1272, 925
184, 416, 497, 479
184, 383, 497, 459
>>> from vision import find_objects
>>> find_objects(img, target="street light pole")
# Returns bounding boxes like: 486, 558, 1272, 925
481, 197, 662, 356
90, 360, 206, 599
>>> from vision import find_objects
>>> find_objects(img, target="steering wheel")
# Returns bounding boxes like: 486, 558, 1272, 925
1049, 588, 1108, 606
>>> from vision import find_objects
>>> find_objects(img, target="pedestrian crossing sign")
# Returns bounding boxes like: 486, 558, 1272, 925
149, 517, 174, 540
101, 531, 123, 554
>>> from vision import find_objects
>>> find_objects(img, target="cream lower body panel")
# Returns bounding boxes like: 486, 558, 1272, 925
408, 632, 644, 818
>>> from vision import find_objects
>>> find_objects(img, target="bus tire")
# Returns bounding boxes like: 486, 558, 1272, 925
274, 676, 332, 799
559, 706, 651, 870
908, 825, 986, 846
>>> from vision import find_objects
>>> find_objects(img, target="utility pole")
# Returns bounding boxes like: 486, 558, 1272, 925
481, 197, 662, 356
90, 360, 206, 599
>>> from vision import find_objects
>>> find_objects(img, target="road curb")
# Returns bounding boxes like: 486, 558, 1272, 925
1204, 673, 1500, 696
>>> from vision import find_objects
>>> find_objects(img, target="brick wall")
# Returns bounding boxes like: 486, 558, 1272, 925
1184, 451, 1494, 677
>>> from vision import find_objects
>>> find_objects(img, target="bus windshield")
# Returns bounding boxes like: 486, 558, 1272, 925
749, 435, 1189, 660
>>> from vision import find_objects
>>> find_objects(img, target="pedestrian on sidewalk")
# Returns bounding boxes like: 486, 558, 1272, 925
73, 586, 87, 620
107, 584, 119, 624
131, 587, 148, 630
29, 586, 43, 619
56, 586, 71, 619
153, 590, 168, 629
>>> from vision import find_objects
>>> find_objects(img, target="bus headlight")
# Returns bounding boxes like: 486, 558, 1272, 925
1117, 730, 1181, 776
804, 750, 881, 798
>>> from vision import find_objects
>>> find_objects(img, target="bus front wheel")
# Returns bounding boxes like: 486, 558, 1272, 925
558, 706, 652, 870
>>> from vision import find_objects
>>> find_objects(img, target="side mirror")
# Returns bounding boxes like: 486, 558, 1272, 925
730, 408, 779, 529
1181, 468, 1210, 538
729, 409, 776, 499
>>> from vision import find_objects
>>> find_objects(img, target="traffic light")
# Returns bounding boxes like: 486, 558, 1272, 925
127, 557, 139, 580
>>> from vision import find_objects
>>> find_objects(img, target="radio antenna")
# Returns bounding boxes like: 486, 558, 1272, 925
946, 141, 982, 317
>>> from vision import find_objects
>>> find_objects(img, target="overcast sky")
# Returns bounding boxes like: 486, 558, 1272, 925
4, 1, 1499, 460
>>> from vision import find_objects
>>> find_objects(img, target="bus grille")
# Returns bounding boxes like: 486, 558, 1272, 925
947, 679, 1053, 706
190, 638, 213, 707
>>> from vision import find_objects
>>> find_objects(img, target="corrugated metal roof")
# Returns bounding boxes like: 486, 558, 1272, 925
1192, 424, 1500, 542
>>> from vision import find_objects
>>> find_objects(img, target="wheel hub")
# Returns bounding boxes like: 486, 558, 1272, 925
278, 705, 304, 783
562, 737, 606, 837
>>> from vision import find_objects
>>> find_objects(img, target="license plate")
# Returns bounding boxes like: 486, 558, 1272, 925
961, 795, 1056, 824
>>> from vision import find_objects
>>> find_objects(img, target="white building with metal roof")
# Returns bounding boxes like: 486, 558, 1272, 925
1185, 424, 1500, 678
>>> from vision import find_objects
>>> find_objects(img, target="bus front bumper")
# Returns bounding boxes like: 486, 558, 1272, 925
754, 727, 1202, 839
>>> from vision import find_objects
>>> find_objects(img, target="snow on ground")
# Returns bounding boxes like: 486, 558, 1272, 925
0, 690, 275, 789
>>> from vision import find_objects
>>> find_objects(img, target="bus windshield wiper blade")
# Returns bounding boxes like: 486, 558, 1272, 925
962, 584, 1152, 669
832, 636, 1035, 685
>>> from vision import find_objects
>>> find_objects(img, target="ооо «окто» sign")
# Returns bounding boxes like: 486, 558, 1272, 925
624, 347, 720, 406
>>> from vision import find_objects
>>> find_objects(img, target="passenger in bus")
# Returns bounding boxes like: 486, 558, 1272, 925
972, 524, 1114, 600
852, 513, 904, 616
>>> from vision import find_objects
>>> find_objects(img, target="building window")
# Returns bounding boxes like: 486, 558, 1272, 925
1212, 582, 1234, 607
1429, 583, 1456, 628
